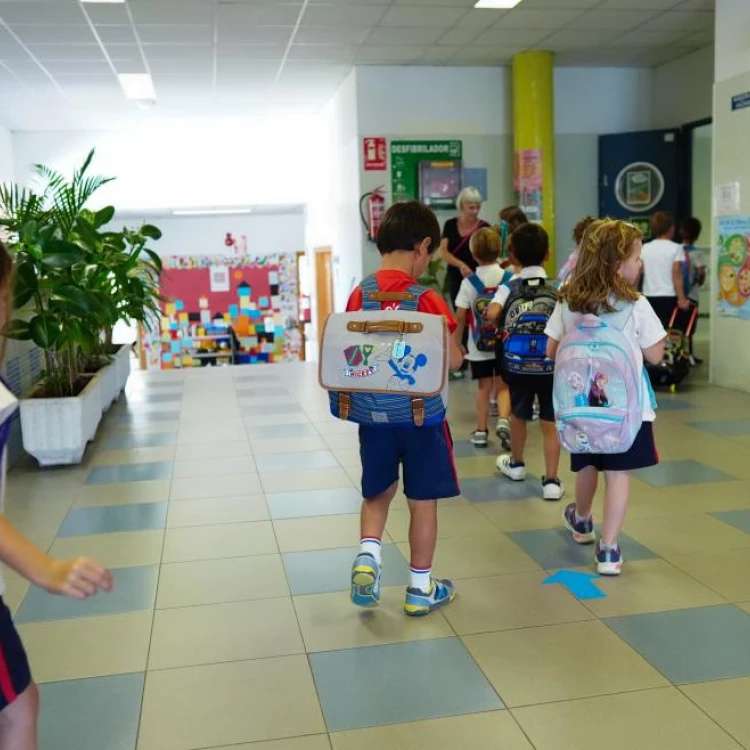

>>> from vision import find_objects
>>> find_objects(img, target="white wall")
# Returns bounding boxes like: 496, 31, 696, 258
118, 212, 306, 258
0, 126, 13, 184
652, 47, 715, 128
711, 0, 750, 392
716, 0, 750, 83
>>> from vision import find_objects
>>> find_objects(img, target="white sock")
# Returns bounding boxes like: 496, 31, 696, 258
410, 566, 431, 592
359, 537, 382, 564
600, 540, 618, 551
575, 511, 591, 524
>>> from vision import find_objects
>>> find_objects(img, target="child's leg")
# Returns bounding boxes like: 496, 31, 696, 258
407, 498, 438, 573
475, 377, 493, 432
510, 416, 527, 463
575, 466, 598, 518
540, 420, 561, 479
602, 471, 630, 546
495, 376, 511, 419
0, 683, 39, 750
360, 481, 397, 547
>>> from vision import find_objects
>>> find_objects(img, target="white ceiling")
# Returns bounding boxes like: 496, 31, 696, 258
0, 0, 714, 130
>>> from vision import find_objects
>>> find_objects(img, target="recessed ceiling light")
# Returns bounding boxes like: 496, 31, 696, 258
118, 73, 156, 101
474, 0, 522, 8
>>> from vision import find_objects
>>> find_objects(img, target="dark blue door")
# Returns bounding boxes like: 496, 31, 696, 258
599, 129, 680, 238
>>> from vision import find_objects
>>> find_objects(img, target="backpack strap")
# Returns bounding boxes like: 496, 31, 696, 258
360, 275, 381, 311
401, 284, 427, 312
360, 275, 423, 311
466, 274, 486, 295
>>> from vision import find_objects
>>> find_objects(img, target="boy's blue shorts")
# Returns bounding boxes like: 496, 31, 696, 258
359, 422, 460, 501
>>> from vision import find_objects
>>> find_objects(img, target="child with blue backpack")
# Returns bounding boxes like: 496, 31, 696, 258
545, 219, 666, 575
485, 223, 563, 501
453, 228, 513, 448
344, 201, 464, 616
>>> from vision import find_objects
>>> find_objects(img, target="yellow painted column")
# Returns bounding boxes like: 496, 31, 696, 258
512, 50, 555, 274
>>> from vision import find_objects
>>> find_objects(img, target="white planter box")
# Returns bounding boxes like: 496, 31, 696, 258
114, 344, 131, 395
97, 359, 118, 413
20, 372, 104, 467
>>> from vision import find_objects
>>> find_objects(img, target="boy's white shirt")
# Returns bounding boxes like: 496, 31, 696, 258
455, 263, 505, 361
545, 296, 666, 422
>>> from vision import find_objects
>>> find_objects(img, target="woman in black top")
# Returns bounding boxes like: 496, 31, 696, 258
440, 186, 489, 308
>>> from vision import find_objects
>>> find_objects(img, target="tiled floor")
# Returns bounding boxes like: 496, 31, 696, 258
7, 361, 750, 749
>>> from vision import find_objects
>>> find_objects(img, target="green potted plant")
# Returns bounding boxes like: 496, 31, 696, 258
0, 150, 162, 465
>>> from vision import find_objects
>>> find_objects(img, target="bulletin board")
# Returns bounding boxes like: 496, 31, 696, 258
144, 253, 300, 370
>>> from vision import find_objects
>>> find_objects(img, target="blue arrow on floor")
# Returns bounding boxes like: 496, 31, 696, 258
543, 570, 607, 600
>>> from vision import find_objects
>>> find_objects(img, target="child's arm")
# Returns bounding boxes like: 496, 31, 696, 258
546, 338, 560, 359
0, 516, 113, 598
449, 334, 464, 371
643, 339, 666, 366
454, 307, 468, 354
672, 259, 690, 310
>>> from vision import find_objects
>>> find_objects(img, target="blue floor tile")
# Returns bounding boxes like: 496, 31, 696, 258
310, 638, 503, 731
256, 451, 339, 471
508, 527, 656, 570
119, 410, 181, 423
453, 442, 500, 458
688, 419, 750, 437
104, 431, 177, 449
139, 393, 183, 403
236, 387, 291, 398
656, 399, 696, 412
713, 509, 750, 535
605, 605, 750, 684
266, 488, 362, 519
635, 459, 737, 487
461, 475, 542, 502
39, 673, 144, 750
248, 422, 317, 439
283, 544, 409, 595
59, 503, 168, 537
16, 566, 158, 623
86, 462, 173, 485
242, 404, 301, 417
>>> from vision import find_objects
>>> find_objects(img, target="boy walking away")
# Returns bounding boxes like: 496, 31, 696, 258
546, 219, 665, 575
342, 201, 464, 616
680, 217, 706, 365
485, 224, 563, 501
453, 228, 512, 448
641, 211, 690, 328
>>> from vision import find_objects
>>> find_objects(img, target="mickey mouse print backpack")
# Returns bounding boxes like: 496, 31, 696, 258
319, 275, 449, 427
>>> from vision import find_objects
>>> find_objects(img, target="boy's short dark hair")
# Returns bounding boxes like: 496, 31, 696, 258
510, 223, 549, 267
680, 216, 702, 244
650, 211, 674, 238
377, 201, 440, 255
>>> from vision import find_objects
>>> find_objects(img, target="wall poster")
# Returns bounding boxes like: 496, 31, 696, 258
514, 149, 543, 221
390, 140, 462, 203
716, 215, 750, 320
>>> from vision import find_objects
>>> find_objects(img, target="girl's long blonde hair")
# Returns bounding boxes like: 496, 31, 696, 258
562, 219, 642, 314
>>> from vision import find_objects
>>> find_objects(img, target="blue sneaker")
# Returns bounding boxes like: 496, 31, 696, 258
351, 553, 381, 607
404, 578, 455, 617
563, 503, 596, 545
596, 543, 623, 576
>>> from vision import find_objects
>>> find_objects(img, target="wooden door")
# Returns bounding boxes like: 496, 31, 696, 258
315, 248, 334, 342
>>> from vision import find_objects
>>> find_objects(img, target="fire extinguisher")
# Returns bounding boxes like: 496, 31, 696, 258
360, 187, 386, 243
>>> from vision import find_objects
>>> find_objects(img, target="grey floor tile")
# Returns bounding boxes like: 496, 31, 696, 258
104, 431, 178, 449
255, 451, 339, 471
59, 503, 168, 537
39, 673, 144, 750
656, 399, 696, 412
236, 387, 291, 398
605, 605, 750, 684
713, 509, 750, 535
16, 565, 158, 623
119, 411, 182, 424
86, 462, 173, 485
249, 423, 317, 439
462, 476, 542, 502
635, 460, 737, 488
508, 527, 656, 570
140, 393, 183, 404
688, 419, 750, 437
310, 638, 503, 731
242, 403, 302, 416
283, 544, 409, 595
267, 488, 362, 519
453, 442, 499, 458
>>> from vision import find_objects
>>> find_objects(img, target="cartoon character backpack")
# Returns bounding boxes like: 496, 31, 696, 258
553, 303, 652, 454
466, 274, 500, 353
498, 276, 558, 384
319, 275, 449, 427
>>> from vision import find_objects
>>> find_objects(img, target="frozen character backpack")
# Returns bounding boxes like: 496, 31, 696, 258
466, 274, 500, 353
498, 276, 558, 385
319, 275, 449, 427
553, 303, 649, 454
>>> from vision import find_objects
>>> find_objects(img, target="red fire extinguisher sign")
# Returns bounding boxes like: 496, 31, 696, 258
363, 137, 387, 171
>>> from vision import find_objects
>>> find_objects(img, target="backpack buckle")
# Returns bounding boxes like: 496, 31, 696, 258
338, 393, 351, 421
411, 398, 425, 427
